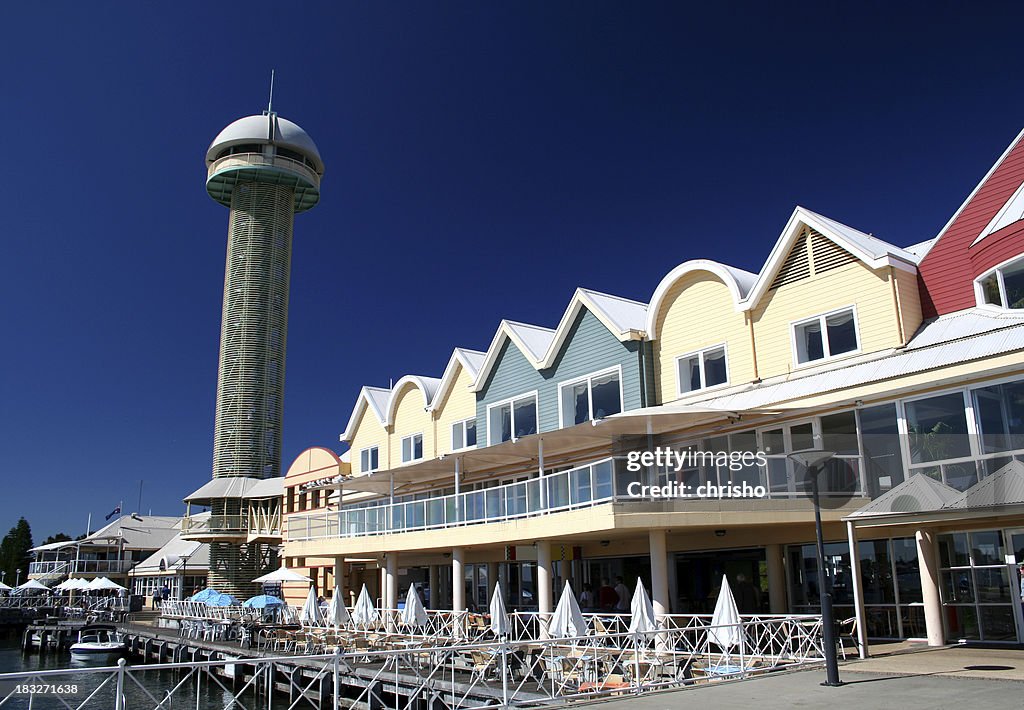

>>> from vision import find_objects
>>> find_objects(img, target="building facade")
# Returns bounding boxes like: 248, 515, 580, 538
280, 128, 1024, 650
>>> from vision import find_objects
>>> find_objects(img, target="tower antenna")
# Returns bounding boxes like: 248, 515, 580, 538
267, 69, 275, 115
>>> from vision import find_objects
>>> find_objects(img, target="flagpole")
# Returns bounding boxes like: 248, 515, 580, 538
86, 513, 92, 536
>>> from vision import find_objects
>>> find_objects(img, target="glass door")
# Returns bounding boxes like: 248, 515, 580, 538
1008, 529, 1024, 643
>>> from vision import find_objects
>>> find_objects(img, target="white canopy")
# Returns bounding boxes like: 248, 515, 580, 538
628, 578, 658, 634
252, 566, 312, 583
489, 586, 510, 638
548, 581, 587, 639
15, 579, 49, 593
709, 575, 742, 650
327, 586, 351, 628
400, 584, 428, 628
352, 584, 379, 628
0, 581, 11, 591
300, 586, 325, 627
87, 577, 126, 591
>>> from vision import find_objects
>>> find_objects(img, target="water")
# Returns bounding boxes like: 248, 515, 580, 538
0, 637, 262, 710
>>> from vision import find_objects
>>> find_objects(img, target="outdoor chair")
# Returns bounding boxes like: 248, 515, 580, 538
470, 649, 497, 682
836, 617, 858, 660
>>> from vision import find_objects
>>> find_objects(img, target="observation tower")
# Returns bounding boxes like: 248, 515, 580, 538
196, 110, 324, 596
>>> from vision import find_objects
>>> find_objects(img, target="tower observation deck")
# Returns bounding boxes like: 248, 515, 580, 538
201, 112, 324, 596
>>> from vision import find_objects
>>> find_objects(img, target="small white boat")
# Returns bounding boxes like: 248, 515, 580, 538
70, 625, 125, 660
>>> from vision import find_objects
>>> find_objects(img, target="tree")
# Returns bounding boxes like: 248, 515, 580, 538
42, 533, 71, 546
0, 518, 34, 585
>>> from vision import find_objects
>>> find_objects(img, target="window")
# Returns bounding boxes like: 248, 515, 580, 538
676, 345, 728, 394
487, 394, 538, 444
976, 256, 1024, 309
793, 307, 858, 364
401, 433, 424, 463
904, 392, 972, 463
558, 368, 623, 427
451, 418, 477, 451
359, 446, 379, 473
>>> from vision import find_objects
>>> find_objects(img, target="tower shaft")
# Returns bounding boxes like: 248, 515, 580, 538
213, 181, 294, 480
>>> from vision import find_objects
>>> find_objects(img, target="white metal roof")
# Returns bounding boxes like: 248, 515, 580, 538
84, 515, 181, 550
847, 474, 961, 518
505, 321, 556, 360
945, 460, 1024, 509
578, 288, 648, 334
132, 533, 209, 574
801, 208, 921, 264
184, 477, 283, 502
904, 308, 1024, 349
206, 114, 323, 173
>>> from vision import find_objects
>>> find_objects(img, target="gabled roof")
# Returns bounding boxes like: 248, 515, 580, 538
538, 289, 647, 369
385, 375, 442, 425
646, 259, 758, 337
847, 474, 961, 518
428, 348, 486, 412
84, 515, 181, 551
926, 126, 1024, 259
944, 460, 1024, 509
339, 386, 391, 443
470, 319, 555, 393
739, 206, 920, 311
131, 532, 209, 574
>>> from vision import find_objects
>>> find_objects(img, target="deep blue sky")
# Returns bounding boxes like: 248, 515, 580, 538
2, 2, 1022, 540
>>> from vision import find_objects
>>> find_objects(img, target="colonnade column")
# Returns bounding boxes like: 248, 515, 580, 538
649, 529, 670, 617
452, 547, 465, 613
333, 558, 345, 600
385, 553, 398, 610
846, 522, 868, 658
765, 544, 787, 614
487, 561, 499, 600
916, 529, 944, 646
536, 541, 552, 615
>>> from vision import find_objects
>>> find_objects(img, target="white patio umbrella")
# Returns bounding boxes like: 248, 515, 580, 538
708, 575, 742, 652
15, 579, 49, 594
300, 586, 325, 627
547, 581, 587, 639
628, 578, 658, 635
489, 586, 510, 638
0, 581, 11, 592
352, 584, 380, 628
327, 586, 352, 628
66, 578, 90, 590
401, 584, 428, 628
54, 579, 76, 591
89, 577, 126, 592
252, 566, 312, 583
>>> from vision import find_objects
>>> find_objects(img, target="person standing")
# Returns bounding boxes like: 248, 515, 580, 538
613, 576, 631, 612
578, 583, 594, 611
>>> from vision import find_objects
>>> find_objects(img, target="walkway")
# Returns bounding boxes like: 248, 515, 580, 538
599, 645, 1024, 710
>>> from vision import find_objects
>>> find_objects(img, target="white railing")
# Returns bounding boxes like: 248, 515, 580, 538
1, 614, 823, 709
288, 452, 864, 541
208, 152, 320, 187
29, 559, 134, 575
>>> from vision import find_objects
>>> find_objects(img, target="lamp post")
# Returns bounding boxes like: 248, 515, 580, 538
788, 449, 841, 687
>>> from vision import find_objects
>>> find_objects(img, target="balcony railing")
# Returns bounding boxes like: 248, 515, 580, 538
289, 454, 868, 542
180, 515, 247, 536
29, 559, 134, 576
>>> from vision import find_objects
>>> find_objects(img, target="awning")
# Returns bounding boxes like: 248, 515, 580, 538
341, 402, 793, 496
184, 476, 285, 504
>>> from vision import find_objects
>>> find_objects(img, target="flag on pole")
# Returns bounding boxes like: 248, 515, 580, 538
105, 506, 121, 521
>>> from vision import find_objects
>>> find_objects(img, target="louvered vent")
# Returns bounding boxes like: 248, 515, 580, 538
809, 229, 856, 273
769, 231, 810, 289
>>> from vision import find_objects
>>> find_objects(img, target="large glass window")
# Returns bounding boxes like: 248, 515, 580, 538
401, 434, 423, 463
488, 394, 538, 444
904, 392, 972, 463
973, 381, 1024, 454
857, 404, 905, 495
559, 369, 622, 427
793, 308, 859, 364
451, 418, 477, 451
976, 257, 1024, 309
359, 446, 379, 473
676, 345, 728, 394
938, 531, 1017, 642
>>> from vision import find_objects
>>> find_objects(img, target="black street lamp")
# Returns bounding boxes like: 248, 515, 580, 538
789, 449, 841, 687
